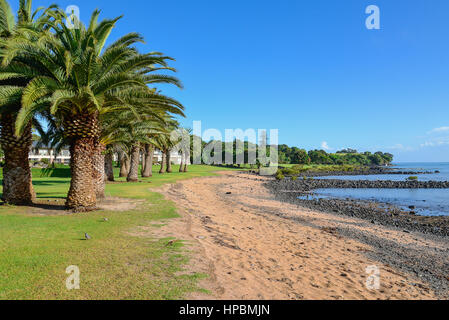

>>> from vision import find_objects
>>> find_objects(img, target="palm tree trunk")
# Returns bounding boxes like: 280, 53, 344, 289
104, 149, 114, 182
0, 115, 35, 205
127, 144, 140, 182
119, 151, 128, 177
159, 151, 166, 174
142, 144, 154, 177
183, 149, 189, 172
92, 142, 106, 199
141, 148, 146, 177
125, 156, 130, 173
179, 152, 184, 172
166, 150, 172, 173
66, 136, 96, 210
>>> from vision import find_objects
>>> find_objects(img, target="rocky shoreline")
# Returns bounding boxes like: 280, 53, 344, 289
275, 179, 449, 190
266, 178, 449, 237
281, 166, 437, 177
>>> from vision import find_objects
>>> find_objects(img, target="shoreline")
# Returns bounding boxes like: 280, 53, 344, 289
157, 171, 449, 299
284, 167, 438, 178
267, 177, 449, 237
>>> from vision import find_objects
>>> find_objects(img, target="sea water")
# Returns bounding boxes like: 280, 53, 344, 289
304, 163, 449, 216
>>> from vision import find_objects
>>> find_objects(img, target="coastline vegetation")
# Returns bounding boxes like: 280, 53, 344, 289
276, 164, 368, 179
278, 146, 394, 166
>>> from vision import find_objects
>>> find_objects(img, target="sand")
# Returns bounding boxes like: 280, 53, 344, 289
154, 171, 444, 300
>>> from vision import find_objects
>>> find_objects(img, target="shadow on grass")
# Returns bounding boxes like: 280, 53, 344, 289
32, 180, 70, 186
0, 201, 67, 211
0, 179, 70, 186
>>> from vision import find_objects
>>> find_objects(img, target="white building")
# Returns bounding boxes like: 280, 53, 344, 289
153, 148, 182, 165
29, 143, 182, 165
29, 143, 71, 165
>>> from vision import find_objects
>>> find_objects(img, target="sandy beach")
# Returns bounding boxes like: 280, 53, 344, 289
156, 171, 448, 300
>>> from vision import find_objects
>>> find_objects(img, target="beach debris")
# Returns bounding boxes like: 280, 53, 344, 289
84, 233, 92, 240
226, 192, 232, 195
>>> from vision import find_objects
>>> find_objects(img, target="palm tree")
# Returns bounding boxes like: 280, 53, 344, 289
118, 148, 130, 177
1, 10, 179, 210
100, 103, 181, 183
0, 0, 56, 204
33, 114, 67, 167
176, 127, 191, 172
141, 143, 154, 177
153, 119, 180, 174
127, 117, 168, 182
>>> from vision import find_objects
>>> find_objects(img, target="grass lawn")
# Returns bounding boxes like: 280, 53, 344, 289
0, 165, 235, 299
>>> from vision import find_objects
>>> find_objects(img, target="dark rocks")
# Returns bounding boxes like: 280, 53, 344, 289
266, 179, 449, 237
285, 166, 436, 178
274, 178, 449, 191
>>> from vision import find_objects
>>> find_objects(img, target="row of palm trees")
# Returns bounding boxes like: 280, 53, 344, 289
0, 0, 186, 211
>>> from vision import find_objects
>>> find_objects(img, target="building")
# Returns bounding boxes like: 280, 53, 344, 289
28, 143, 182, 165
29, 142, 71, 165
154, 148, 182, 165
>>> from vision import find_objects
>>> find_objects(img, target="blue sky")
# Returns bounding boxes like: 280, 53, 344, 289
16, 0, 449, 162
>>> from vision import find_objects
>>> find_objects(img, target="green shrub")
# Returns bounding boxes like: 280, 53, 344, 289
275, 171, 285, 180
407, 176, 418, 181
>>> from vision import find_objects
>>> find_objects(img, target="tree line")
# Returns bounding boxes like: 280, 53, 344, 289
279, 145, 394, 166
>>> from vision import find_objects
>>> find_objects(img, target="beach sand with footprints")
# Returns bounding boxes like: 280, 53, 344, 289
152, 171, 449, 300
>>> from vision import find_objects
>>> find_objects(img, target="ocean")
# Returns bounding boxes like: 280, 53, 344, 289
308, 163, 449, 216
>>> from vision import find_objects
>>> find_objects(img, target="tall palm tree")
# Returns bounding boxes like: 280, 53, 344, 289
95, 66, 184, 192
0, 0, 56, 204
1, 10, 182, 210
174, 127, 191, 173
118, 147, 130, 178
141, 143, 154, 177
153, 119, 180, 174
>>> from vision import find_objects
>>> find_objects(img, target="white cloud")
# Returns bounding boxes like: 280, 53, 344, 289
420, 136, 449, 147
427, 126, 449, 134
387, 144, 414, 151
321, 141, 331, 151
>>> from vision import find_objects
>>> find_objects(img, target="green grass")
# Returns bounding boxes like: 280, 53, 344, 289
0, 165, 234, 300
